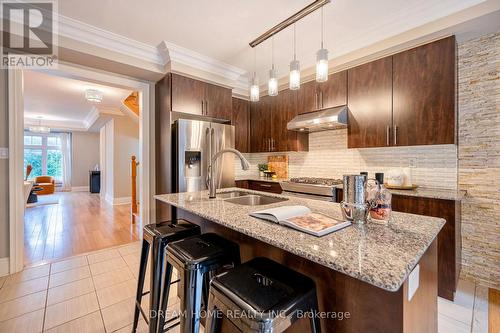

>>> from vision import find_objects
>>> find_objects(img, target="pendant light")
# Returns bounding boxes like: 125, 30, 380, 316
250, 47, 260, 102
289, 24, 300, 90
316, 7, 329, 82
268, 36, 278, 96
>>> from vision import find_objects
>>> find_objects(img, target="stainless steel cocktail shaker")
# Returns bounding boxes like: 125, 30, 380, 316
340, 175, 369, 224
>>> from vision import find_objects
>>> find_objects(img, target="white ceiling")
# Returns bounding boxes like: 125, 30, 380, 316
57, 0, 496, 81
24, 70, 133, 131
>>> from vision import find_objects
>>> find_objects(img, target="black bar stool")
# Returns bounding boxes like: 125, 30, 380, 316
205, 257, 322, 333
157, 233, 240, 333
132, 220, 201, 333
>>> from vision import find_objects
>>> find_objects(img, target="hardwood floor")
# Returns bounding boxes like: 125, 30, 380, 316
490, 288, 500, 333
24, 192, 141, 267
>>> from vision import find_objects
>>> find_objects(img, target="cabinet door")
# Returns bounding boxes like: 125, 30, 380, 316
171, 74, 205, 115
271, 92, 289, 152
319, 70, 347, 109
250, 97, 272, 152
393, 36, 456, 146
205, 83, 232, 121
347, 57, 393, 148
297, 80, 319, 114
232, 97, 250, 153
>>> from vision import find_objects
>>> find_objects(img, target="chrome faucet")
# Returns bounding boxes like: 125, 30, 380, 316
208, 148, 250, 198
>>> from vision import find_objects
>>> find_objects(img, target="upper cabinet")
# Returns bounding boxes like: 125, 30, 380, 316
348, 57, 393, 148
170, 73, 232, 121
393, 36, 456, 146
347, 36, 456, 148
232, 97, 250, 153
298, 71, 347, 114
250, 90, 308, 153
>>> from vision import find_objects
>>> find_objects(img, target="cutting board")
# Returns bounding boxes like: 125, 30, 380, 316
267, 155, 288, 179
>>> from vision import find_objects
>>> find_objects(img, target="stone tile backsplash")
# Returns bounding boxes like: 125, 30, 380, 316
236, 129, 458, 190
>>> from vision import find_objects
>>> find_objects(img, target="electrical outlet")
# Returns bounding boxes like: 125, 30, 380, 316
409, 157, 417, 168
0, 147, 8, 159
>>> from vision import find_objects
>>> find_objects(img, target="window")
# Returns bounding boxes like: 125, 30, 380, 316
24, 133, 64, 181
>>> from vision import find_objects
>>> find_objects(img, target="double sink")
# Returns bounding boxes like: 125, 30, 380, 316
218, 191, 288, 206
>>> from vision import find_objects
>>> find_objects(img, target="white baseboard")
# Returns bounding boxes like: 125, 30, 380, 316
113, 196, 132, 205
71, 186, 90, 192
0, 257, 10, 277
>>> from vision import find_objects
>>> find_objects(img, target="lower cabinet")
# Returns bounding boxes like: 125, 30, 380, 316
336, 188, 460, 300
235, 180, 282, 194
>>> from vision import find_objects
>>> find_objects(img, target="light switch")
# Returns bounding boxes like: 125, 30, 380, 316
407, 264, 420, 301
0, 147, 8, 159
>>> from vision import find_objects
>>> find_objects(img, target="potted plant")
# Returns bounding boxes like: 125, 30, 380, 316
258, 163, 268, 177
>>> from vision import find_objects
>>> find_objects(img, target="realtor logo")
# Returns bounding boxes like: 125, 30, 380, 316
1, 0, 58, 68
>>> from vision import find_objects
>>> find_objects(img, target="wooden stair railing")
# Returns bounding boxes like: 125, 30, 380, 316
131, 155, 140, 224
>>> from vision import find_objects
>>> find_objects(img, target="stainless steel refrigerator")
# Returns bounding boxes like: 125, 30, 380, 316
172, 119, 235, 193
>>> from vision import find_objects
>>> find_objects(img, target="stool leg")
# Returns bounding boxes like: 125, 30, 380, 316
149, 238, 165, 333
182, 269, 204, 333
156, 262, 173, 333
204, 291, 221, 333
133, 239, 150, 332
310, 296, 321, 333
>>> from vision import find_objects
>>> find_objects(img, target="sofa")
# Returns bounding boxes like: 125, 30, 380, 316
35, 176, 55, 195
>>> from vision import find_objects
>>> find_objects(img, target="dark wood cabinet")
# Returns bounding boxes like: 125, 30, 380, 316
320, 71, 347, 109
205, 83, 232, 120
250, 96, 272, 153
392, 36, 456, 146
298, 71, 347, 115
236, 180, 282, 194
347, 36, 456, 148
347, 57, 393, 148
171, 74, 205, 115
392, 195, 461, 301
297, 80, 319, 114
335, 188, 460, 301
250, 91, 308, 153
170, 73, 232, 121
232, 97, 250, 153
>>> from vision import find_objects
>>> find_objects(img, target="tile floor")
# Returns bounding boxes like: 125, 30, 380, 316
0, 241, 490, 332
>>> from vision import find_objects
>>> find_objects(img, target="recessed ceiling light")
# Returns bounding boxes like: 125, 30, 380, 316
85, 89, 103, 103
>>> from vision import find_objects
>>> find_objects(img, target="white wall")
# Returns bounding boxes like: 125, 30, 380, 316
112, 116, 139, 200
71, 132, 100, 188
0, 70, 9, 259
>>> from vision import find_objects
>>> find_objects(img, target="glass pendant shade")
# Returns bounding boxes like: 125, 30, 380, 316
316, 48, 329, 82
289, 59, 300, 90
268, 68, 278, 96
250, 75, 260, 102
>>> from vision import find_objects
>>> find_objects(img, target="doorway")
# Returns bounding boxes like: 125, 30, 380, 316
8, 63, 154, 272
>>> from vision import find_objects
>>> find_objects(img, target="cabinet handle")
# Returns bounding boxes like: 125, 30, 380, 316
394, 125, 398, 145
320, 91, 324, 109
271, 138, 275, 151
206, 100, 209, 115
315, 93, 318, 110
260, 184, 272, 188
201, 100, 204, 115
268, 138, 271, 152
386, 126, 390, 146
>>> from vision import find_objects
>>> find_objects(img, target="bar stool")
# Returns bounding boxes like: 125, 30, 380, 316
205, 257, 322, 333
132, 219, 201, 333
157, 233, 241, 333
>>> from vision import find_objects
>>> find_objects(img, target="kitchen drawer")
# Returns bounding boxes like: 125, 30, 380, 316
248, 181, 282, 194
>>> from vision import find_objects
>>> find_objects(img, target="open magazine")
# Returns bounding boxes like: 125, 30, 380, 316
250, 205, 351, 237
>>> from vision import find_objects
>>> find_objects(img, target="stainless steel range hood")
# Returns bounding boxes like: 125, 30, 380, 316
287, 105, 348, 132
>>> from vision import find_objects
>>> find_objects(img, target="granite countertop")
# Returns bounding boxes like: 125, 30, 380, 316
155, 188, 445, 292
236, 176, 465, 200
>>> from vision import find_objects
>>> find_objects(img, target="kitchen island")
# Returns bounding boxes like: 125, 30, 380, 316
156, 188, 445, 333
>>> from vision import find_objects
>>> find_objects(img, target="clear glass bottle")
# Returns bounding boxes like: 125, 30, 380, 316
369, 173, 392, 223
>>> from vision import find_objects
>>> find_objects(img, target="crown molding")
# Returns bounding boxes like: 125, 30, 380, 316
57, 15, 164, 65
158, 41, 248, 87
83, 106, 100, 129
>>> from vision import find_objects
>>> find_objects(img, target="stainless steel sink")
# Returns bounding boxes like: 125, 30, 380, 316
217, 191, 249, 199
224, 195, 288, 206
